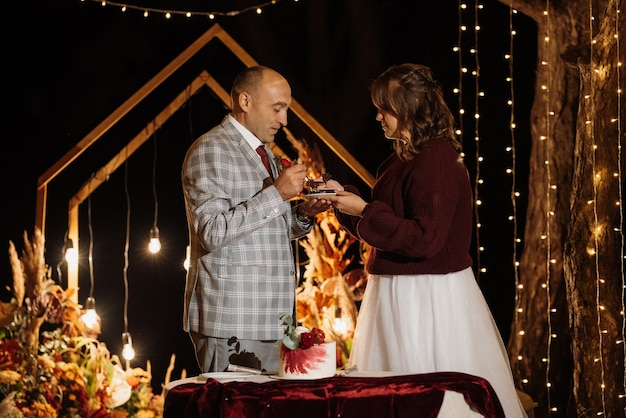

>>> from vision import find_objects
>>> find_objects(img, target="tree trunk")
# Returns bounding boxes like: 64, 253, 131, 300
502, 0, 626, 416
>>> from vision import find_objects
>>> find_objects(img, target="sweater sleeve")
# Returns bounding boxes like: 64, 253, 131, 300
355, 147, 463, 260
333, 184, 362, 238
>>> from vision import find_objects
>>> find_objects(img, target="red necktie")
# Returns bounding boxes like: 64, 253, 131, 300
256, 145, 272, 177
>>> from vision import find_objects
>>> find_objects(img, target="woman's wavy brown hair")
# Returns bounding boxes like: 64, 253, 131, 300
370, 63, 461, 161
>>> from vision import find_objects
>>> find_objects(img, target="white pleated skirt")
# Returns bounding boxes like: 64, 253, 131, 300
347, 267, 527, 418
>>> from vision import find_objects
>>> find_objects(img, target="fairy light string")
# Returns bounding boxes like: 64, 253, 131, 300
454, 2, 486, 280
79, 0, 299, 19
587, 1, 607, 413
506, 1, 524, 388
87, 182, 95, 304
540, 1, 555, 413
616, 0, 626, 401
453, 1, 466, 155
122, 157, 135, 363
148, 128, 161, 254
471, 2, 485, 281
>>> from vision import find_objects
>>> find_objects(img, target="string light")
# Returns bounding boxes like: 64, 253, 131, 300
78, 192, 102, 338
613, 0, 626, 402
471, 2, 484, 280
148, 130, 161, 254
121, 331, 135, 361
587, 1, 610, 414
456, 2, 488, 280
79, 0, 299, 20
542, 2, 555, 413
64, 236, 78, 266
58, 231, 78, 295
453, 1, 466, 142
149, 227, 161, 253
121, 159, 135, 363
332, 307, 350, 340
80, 296, 100, 334
455, 3, 472, 266
183, 245, 190, 271
507, 1, 525, 388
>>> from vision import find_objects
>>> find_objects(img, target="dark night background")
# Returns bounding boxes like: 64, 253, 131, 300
1, 0, 536, 391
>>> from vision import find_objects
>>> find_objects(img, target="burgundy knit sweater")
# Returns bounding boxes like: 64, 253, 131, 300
335, 137, 473, 275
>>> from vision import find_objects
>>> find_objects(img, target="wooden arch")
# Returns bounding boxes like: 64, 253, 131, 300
34, 23, 374, 301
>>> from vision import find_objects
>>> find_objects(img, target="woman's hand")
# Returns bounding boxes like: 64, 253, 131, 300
323, 179, 344, 191
328, 191, 368, 217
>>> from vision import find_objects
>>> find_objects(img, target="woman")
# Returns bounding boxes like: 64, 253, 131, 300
327, 63, 527, 417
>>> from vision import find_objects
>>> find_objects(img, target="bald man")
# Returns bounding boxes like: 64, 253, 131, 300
181, 66, 332, 373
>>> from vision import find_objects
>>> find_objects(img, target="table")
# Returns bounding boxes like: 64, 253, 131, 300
163, 371, 504, 418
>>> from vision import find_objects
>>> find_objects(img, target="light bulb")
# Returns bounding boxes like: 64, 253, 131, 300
333, 317, 349, 339
64, 239, 78, 265
121, 332, 135, 360
148, 227, 161, 253
79, 296, 101, 338
332, 307, 350, 339
183, 245, 190, 271
81, 309, 99, 329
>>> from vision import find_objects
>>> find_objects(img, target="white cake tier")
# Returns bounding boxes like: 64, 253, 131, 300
278, 341, 336, 380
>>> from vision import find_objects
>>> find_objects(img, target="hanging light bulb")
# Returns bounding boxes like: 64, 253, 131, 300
80, 192, 101, 339
79, 296, 101, 338
121, 332, 135, 360
148, 226, 161, 253
183, 245, 191, 271
332, 307, 349, 339
64, 238, 78, 266
148, 133, 161, 255
121, 161, 136, 364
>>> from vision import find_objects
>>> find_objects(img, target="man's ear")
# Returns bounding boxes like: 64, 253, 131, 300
238, 92, 252, 111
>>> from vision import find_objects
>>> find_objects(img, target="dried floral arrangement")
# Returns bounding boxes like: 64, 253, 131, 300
0, 229, 167, 418
0, 129, 368, 417
281, 128, 369, 368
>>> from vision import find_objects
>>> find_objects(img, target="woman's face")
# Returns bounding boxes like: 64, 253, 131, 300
375, 107, 401, 140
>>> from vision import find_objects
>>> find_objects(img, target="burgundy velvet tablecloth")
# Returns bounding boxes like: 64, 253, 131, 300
163, 372, 504, 418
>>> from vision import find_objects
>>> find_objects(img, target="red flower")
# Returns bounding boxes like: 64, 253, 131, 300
311, 328, 325, 344
300, 332, 315, 349
277, 157, 293, 173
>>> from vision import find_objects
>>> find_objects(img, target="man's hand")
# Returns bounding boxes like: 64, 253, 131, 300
274, 162, 307, 200
298, 198, 333, 217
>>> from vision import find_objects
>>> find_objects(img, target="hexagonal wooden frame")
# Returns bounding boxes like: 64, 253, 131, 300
34, 23, 374, 299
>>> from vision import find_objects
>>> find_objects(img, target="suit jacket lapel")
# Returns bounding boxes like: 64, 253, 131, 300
221, 117, 273, 182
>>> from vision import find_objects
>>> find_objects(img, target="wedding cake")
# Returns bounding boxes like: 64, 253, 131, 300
278, 313, 337, 379
278, 340, 336, 379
